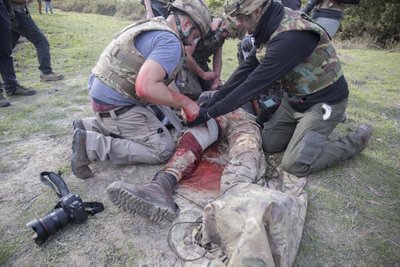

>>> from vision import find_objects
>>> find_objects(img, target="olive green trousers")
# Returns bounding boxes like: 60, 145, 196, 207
262, 98, 365, 176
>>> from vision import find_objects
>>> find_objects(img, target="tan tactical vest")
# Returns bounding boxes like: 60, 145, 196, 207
92, 17, 184, 103
316, 0, 345, 12
256, 8, 342, 96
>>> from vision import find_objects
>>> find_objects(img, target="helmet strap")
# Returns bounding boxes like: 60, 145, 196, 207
174, 13, 194, 45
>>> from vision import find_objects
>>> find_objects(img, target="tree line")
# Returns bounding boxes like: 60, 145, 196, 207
206, 0, 400, 48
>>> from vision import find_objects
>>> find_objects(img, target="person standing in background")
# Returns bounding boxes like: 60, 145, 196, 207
302, 0, 348, 38
37, 0, 42, 14
1, 0, 36, 107
10, 0, 63, 81
44, 0, 52, 14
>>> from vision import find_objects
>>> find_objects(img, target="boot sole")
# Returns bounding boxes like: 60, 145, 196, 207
107, 183, 178, 222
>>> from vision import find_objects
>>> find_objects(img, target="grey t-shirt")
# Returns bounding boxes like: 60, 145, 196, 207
90, 30, 182, 106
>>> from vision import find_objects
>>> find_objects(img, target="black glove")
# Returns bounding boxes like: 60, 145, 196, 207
199, 97, 217, 109
241, 36, 254, 53
186, 108, 211, 127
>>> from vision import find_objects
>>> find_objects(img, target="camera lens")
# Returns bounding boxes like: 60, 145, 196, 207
26, 208, 69, 244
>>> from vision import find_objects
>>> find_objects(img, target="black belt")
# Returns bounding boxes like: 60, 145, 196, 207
98, 105, 134, 118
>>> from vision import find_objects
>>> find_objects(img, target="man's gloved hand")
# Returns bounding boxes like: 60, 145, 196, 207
186, 108, 211, 127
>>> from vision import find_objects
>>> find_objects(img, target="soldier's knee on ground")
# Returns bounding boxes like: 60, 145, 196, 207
261, 123, 289, 153
280, 131, 327, 177
262, 139, 286, 153
81, 117, 97, 131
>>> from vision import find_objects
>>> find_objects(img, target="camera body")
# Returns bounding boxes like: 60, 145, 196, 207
27, 193, 88, 244
60, 193, 88, 223
26, 172, 104, 245
257, 95, 281, 123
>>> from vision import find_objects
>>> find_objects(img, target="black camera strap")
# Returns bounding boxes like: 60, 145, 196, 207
83, 201, 104, 216
40, 171, 71, 198
40, 171, 105, 216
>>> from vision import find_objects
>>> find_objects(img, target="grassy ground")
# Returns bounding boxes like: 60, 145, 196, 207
0, 6, 399, 266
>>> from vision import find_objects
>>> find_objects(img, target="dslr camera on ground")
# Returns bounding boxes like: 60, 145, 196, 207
26, 172, 104, 244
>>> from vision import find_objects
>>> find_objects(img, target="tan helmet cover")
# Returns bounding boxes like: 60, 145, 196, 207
168, 0, 212, 36
224, 0, 271, 17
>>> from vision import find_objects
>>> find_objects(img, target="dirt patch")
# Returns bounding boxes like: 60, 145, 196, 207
0, 126, 180, 265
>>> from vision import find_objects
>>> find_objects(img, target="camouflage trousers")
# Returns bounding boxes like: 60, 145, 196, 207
165, 108, 264, 190
168, 108, 308, 266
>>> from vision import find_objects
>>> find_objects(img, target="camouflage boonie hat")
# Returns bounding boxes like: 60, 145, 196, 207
168, 0, 212, 36
224, 0, 271, 17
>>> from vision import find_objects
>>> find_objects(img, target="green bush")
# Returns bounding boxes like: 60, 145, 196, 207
339, 0, 400, 47
53, 0, 399, 48
52, 0, 145, 20
206, 0, 400, 48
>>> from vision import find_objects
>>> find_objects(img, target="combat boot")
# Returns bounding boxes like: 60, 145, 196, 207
0, 91, 11, 107
355, 124, 373, 152
72, 119, 85, 130
107, 172, 178, 222
71, 128, 93, 179
6, 84, 36, 96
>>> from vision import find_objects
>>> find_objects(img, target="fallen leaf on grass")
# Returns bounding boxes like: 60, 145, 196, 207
367, 186, 383, 197
365, 200, 383, 206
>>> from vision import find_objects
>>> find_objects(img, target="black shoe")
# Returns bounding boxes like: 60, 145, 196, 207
6, 84, 36, 96
71, 129, 93, 179
40, 72, 64, 81
0, 92, 11, 107
107, 172, 178, 222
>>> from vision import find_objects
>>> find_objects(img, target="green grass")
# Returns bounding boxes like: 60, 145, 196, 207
1, 8, 131, 143
1, 5, 399, 266
220, 38, 400, 267
292, 46, 400, 265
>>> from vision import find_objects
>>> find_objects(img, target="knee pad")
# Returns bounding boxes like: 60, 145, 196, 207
281, 131, 326, 177
296, 131, 326, 165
